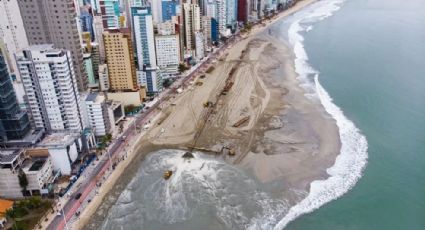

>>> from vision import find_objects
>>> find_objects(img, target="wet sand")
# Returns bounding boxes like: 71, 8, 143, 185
78, 0, 342, 228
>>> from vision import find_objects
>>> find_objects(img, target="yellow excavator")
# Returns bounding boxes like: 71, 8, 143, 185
163, 170, 173, 180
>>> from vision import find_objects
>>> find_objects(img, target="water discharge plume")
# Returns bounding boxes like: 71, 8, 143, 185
103, 150, 288, 230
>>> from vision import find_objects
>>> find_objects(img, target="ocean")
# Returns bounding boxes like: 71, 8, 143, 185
284, 0, 425, 229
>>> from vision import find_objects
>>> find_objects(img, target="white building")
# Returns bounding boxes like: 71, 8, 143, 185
38, 133, 82, 175
195, 32, 205, 61
16, 45, 86, 133
84, 93, 113, 137
216, 0, 227, 34
155, 34, 180, 77
0, 149, 53, 198
99, 64, 110, 91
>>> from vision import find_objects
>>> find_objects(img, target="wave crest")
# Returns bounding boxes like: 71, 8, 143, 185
274, 0, 369, 229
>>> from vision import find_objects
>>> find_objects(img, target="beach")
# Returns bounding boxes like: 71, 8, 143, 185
76, 0, 343, 229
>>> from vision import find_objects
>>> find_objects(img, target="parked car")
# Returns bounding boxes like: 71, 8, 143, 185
74, 193, 82, 200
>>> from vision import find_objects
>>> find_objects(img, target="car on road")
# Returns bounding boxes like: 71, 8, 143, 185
75, 193, 82, 200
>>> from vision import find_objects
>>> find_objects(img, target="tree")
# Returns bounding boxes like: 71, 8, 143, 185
125, 104, 136, 114
178, 63, 189, 73
18, 169, 28, 196
162, 78, 173, 88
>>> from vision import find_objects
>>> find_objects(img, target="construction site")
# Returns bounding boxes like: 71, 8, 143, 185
146, 37, 275, 164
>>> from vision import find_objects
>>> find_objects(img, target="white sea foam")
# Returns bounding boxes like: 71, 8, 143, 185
274, 0, 369, 229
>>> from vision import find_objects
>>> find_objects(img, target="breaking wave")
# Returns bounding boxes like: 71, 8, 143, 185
274, 0, 368, 229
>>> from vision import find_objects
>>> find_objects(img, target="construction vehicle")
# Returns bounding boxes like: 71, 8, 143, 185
203, 101, 214, 107
163, 170, 173, 180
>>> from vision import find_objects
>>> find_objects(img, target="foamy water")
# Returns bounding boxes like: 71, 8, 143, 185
102, 150, 288, 230
274, 0, 369, 229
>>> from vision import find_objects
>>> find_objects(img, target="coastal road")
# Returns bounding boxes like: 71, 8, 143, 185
46, 40, 234, 230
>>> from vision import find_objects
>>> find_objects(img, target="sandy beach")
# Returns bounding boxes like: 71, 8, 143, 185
75, 0, 342, 229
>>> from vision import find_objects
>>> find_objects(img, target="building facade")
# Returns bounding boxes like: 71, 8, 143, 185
195, 31, 205, 60
161, 0, 179, 22
16, 45, 85, 133
0, 53, 31, 142
155, 34, 180, 77
18, 0, 88, 91
99, 0, 121, 29
103, 29, 137, 91
98, 64, 110, 91
0, 0, 29, 82
0, 149, 53, 198
132, 6, 162, 93
183, 3, 201, 50
84, 93, 112, 137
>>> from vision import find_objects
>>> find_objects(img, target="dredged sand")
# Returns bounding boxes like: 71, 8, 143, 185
78, 0, 342, 228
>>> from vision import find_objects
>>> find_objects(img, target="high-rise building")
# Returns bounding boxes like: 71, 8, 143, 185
0, 0, 29, 82
216, 0, 227, 34
131, 7, 157, 71
0, 53, 31, 142
99, 0, 121, 29
155, 34, 180, 77
16, 45, 85, 133
195, 31, 205, 60
93, 15, 106, 63
183, 3, 201, 50
211, 18, 219, 43
226, 0, 238, 28
18, 0, 88, 92
80, 6, 95, 41
201, 16, 212, 48
132, 6, 162, 93
237, 0, 248, 23
103, 29, 137, 91
161, 0, 179, 22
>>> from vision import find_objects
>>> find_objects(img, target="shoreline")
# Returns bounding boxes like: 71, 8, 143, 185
75, 0, 337, 229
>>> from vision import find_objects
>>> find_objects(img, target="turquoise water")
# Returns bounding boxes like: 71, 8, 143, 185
288, 0, 425, 229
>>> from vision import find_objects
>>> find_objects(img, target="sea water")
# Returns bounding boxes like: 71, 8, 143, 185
285, 0, 425, 229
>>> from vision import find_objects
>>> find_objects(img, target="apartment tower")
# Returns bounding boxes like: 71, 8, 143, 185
15, 45, 85, 133
103, 29, 137, 91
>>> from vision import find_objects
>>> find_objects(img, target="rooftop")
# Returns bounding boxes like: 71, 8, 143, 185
0, 199, 14, 217
86, 92, 105, 103
38, 132, 79, 148
0, 149, 23, 165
